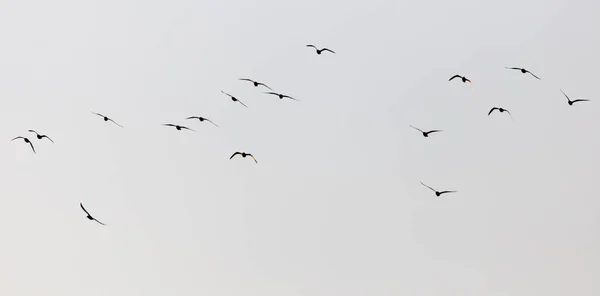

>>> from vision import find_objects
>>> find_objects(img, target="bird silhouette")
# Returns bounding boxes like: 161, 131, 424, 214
505, 67, 541, 80
163, 124, 195, 131
264, 92, 299, 101
230, 152, 258, 163
306, 45, 335, 55
11, 136, 36, 153
239, 78, 272, 90
80, 202, 105, 226
186, 116, 219, 127
28, 130, 54, 143
420, 182, 456, 197
449, 75, 471, 84
488, 107, 513, 121
91, 112, 123, 127
561, 89, 590, 106
409, 125, 442, 137
221, 91, 248, 108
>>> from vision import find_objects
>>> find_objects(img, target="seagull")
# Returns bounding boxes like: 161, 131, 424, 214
163, 124, 195, 131
505, 67, 541, 80
306, 45, 335, 55
449, 75, 471, 84
186, 116, 219, 127
264, 92, 299, 101
11, 136, 36, 153
488, 107, 513, 121
221, 91, 248, 108
239, 78, 272, 90
28, 130, 54, 143
91, 112, 123, 127
230, 152, 258, 163
80, 202, 106, 226
420, 182, 457, 197
409, 125, 442, 138
561, 89, 590, 106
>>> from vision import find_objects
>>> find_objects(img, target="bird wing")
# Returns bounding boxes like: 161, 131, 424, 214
230, 152, 241, 159
282, 95, 299, 101
91, 111, 105, 117
449, 75, 461, 81
221, 91, 233, 98
560, 89, 571, 101
163, 124, 176, 127
322, 48, 335, 54
427, 130, 443, 134
527, 71, 541, 80
249, 154, 258, 163
28, 129, 38, 135
237, 100, 249, 108
186, 116, 199, 120
80, 203, 91, 216
28, 141, 36, 153
93, 218, 106, 226
108, 118, 123, 127
181, 126, 196, 132
206, 119, 219, 127
572, 99, 590, 103
239, 78, 254, 83
409, 125, 423, 133
11, 136, 24, 141
488, 107, 498, 116
256, 82, 273, 90
264, 92, 279, 96
306, 44, 317, 49
465, 78, 472, 84
420, 182, 436, 192
42, 135, 54, 143
439, 191, 457, 195
505, 67, 521, 70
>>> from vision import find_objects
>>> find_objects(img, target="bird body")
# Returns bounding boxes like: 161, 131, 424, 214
230, 152, 258, 163
505, 67, 541, 80
221, 91, 248, 108
306, 45, 335, 55
449, 75, 471, 84
11, 136, 36, 153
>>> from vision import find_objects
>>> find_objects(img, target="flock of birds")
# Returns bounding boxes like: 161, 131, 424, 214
10, 44, 592, 226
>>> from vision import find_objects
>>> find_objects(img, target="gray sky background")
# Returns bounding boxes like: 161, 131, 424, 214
1, 0, 599, 295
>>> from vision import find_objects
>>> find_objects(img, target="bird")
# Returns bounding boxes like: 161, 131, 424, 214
221, 91, 248, 108
420, 182, 457, 197
163, 124, 195, 131
264, 92, 299, 101
186, 116, 219, 127
505, 67, 541, 80
560, 89, 590, 106
80, 202, 106, 226
91, 112, 123, 127
449, 75, 471, 84
409, 125, 442, 138
488, 107, 513, 121
28, 130, 54, 143
230, 152, 258, 163
306, 45, 335, 55
11, 136, 36, 153
239, 78, 272, 90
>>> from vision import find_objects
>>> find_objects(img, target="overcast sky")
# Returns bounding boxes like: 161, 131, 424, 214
1, 0, 599, 295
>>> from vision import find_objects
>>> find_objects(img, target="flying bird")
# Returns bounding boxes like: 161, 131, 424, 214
488, 107, 513, 121
230, 152, 258, 163
221, 91, 248, 108
91, 112, 123, 127
306, 45, 335, 55
420, 182, 457, 197
264, 92, 299, 101
186, 116, 219, 127
449, 75, 471, 84
163, 124, 195, 131
561, 89, 590, 106
409, 125, 442, 138
505, 67, 541, 80
11, 136, 36, 153
28, 130, 54, 143
80, 202, 106, 226
239, 78, 272, 90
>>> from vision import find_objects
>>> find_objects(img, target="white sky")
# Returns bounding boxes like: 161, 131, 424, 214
1, 0, 599, 295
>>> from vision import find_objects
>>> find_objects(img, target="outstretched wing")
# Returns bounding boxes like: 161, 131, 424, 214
306, 44, 317, 49
426, 130, 443, 134
560, 89, 570, 101
438, 191, 457, 195
28, 141, 36, 153
449, 75, 461, 81
505, 67, 521, 71
206, 119, 219, 127
93, 218, 106, 226
420, 182, 436, 192
221, 90, 233, 98
186, 116, 200, 120
163, 123, 176, 127
180, 126, 196, 132
239, 78, 254, 83
91, 111, 105, 118
28, 129, 38, 135
43, 135, 55, 143
572, 99, 590, 103
282, 95, 299, 101
108, 118, 123, 127
488, 107, 498, 116
230, 152, 241, 159
11, 136, 24, 141
80, 203, 91, 216
409, 125, 423, 133
527, 71, 541, 80
249, 154, 258, 163
237, 100, 249, 108
264, 92, 279, 97
256, 82, 273, 90
322, 48, 335, 54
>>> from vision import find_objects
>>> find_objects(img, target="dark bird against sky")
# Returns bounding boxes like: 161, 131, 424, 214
505, 67, 541, 80
80, 202, 105, 226
264, 92, 299, 101
221, 91, 248, 108
239, 78, 272, 90
28, 130, 54, 143
186, 116, 219, 127
449, 75, 471, 84
11, 136, 36, 153
561, 89, 590, 106
163, 124, 195, 131
230, 152, 258, 163
306, 45, 335, 55
488, 107, 513, 121
91, 112, 123, 127
420, 182, 457, 197
409, 125, 443, 138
